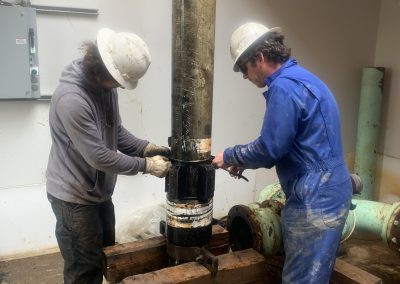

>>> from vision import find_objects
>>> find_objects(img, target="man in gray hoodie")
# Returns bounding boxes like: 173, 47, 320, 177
46, 28, 170, 283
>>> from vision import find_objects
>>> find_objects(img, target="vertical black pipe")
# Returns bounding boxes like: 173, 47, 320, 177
166, 0, 216, 252
171, 0, 215, 161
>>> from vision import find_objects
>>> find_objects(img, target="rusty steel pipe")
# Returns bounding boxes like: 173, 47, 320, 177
165, 0, 216, 259
170, 0, 216, 162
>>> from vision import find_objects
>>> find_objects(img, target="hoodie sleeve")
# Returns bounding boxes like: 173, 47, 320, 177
223, 84, 300, 169
56, 93, 146, 175
117, 114, 149, 157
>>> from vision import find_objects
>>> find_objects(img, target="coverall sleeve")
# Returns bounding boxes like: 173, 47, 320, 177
56, 93, 146, 175
117, 114, 149, 157
223, 85, 300, 169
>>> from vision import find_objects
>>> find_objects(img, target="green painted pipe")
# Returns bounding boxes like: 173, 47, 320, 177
342, 199, 400, 249
354, 67, 385, 200
248, 203, 284, 255
343, 199, 391, 238
227, 183, 400, 256
258, 184, 400, 249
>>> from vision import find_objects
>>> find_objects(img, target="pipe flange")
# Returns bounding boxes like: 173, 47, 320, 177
226, 205, 263, 253
388, 208, 400, 253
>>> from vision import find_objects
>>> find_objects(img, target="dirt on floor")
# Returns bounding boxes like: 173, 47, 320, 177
338, 233, 400, 284
1, 234, 400, 284
0, 252, 63, 284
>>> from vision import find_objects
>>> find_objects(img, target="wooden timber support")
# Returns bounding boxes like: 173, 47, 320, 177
331, 259, 383, 284
263, 256, 382, 284
121, 248, 267, 284
104, 224, 382, 284
120, 251, 382, 284
103, 225, 229, 283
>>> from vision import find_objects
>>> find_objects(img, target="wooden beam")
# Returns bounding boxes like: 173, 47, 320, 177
104, 237, 168, 283
118, 253, 382, 284
103, 225, 229, 283
121, 249, 268, 284
264, 256, 382, 284
331, 259, 382, 284
105, 224, 381, 284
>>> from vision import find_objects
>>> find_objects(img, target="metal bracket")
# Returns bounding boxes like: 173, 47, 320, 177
196, 246, 219, 276
166, 241, 219, 276
30, 5, 98, 16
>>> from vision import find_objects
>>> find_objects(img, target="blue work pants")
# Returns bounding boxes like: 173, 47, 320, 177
280, 167, 352, 283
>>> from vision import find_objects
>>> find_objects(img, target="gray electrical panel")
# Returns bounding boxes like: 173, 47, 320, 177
0, 5, 40, 99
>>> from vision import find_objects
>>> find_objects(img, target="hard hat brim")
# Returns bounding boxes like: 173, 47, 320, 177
233, 26, 282, 72
97, 28, 138, 90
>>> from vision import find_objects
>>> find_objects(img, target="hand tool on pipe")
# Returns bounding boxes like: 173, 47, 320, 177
210, 155, 249, 182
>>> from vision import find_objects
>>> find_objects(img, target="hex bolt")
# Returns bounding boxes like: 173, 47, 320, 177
394, 220, 399, 226
392, 237, 397, 244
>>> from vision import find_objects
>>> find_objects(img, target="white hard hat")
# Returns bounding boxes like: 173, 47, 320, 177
230, 23, 281, 72
97, 28, 151, 89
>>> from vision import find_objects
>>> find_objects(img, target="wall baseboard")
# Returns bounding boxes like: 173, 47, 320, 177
0, 246, 60, 262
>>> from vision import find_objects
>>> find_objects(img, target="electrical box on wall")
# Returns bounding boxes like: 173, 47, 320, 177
0, 5, 40, 99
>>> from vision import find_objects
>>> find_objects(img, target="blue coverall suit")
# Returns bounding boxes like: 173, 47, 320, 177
224, 58, 352, 283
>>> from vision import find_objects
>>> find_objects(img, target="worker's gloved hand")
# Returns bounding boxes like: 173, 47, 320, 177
143, 143, 171, 158
145, 155, 171, 178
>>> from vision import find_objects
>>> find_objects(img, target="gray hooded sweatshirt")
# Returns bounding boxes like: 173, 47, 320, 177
46, 59, 149, 204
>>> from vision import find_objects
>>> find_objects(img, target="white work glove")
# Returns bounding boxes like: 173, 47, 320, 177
143, 143, 171, 158
145, 155, 171, 178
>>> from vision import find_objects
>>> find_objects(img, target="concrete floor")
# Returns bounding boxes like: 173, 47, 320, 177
1, 235, 399, 284
338, 234, 400, 284
0, 252, 63, 284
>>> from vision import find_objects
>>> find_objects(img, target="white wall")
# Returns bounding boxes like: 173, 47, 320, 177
374, 0, 400, 202
0, 0, 380, 258
215, 0, 380, 194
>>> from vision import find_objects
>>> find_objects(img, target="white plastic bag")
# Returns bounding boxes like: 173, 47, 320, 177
116, 204, 166, 244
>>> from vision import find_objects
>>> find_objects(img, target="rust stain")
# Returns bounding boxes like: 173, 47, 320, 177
378, 207, 386, 222
196, 138, 211, 154
345, 152, 355, 172
169, 199, 212, 209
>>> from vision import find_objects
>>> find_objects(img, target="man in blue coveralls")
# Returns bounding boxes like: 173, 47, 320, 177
212, 22, 352, 283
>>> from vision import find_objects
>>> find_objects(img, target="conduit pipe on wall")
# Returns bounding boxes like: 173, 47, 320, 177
354, 67, 385, 200
227, 183, 400, 256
